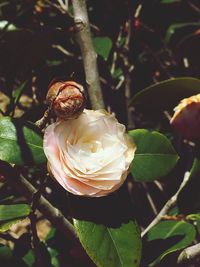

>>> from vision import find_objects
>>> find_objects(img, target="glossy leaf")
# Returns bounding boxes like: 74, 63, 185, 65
130, 77, 200, 115
147, 220, 196, 266
93, 37, 112, 60
0, 204, 31, 232
0, 117, 46, 165
165, 22, 200, 43
129, 129, 179, 182
74, 219, 142, 267
0, 204, 31, 221
0, 218, 23, 232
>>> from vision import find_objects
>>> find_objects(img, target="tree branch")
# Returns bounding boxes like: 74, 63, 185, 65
141, 171, 190, 237
72, 0, 105, 110
1, 162, 77, 243
177, 243, 200, 264
30, 212, 45, 267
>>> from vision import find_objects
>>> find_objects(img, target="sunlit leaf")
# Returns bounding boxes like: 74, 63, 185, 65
0, 204, 31, 232
0, 20, 17, 31
0, 218, 24, 232
93, 37, 112, 60
129, 129, 179, 182
0, 204, 31, 221
0, 117, 46, 165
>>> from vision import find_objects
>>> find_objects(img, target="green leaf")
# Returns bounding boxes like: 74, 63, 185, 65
160, 0, 181, 4
165, 22, 200, 43
147, 220, 196, 266
0, 117, 46, 165
0, 218, 24, 232
0, 195, 14, 204
0, 245, 12, 262
0, 204, 31, 221
48, 248, 60, 267
12, 81, 28, 104
111, 68, 123, 79
186, 213, 200, 235
93, 37, 112, 60
46, 227, 56, 241
23, 250, 35, 267
74, 220, 142, 267
129, 129, 179, 182
0, 204, 31, 232
46, 60, 64, 67
0, 20, 17, 31
130, 77, 200, 115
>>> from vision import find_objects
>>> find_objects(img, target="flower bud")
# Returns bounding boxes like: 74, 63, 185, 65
170, 94, 200, 139
0, 174, 6, 183
46, 81, 86, 120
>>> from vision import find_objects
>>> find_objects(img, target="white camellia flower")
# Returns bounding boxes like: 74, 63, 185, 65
43, 109, 136, 197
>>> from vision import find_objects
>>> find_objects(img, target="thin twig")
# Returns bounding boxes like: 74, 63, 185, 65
110, 27, 123, 76
1, 162, 77, 242
30, 212, 44, 267
141, 171, 191, 237
29, 177, 48, 267
153, 181, 164, 192
52, 44, 75, 57
44, 0, 66, 14
188, 1, 200, 15
142, 183, 158, 215
121, 16, 135, 129
72, 0, 105, 110
56, 0, 68, 11
110, 51, 117, 76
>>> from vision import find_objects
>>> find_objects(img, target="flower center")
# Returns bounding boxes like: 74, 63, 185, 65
82, 140, 102, 153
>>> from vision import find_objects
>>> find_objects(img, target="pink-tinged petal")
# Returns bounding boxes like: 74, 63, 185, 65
43, 109, 136, 197
62, 178, 101, 196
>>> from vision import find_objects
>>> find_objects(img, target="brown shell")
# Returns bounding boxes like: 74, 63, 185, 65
46, 81, 86, 120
